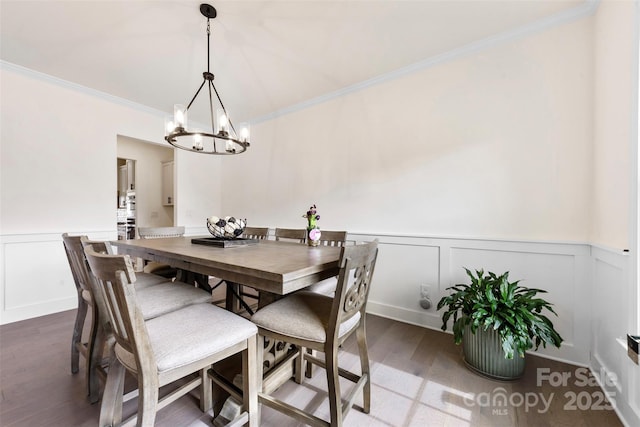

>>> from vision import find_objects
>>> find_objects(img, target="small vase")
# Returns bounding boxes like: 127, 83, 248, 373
307, 227, 321, 246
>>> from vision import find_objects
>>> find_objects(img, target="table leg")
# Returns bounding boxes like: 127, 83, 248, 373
226, 282, 257, 315
226, 282, 239, 312
176, 269, 212, 292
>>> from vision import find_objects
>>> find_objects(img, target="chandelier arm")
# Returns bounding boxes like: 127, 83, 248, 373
207, 81, 218, 153
228, 118, 238, 138
207, 81, 216, 135
210, 82, 238, 137
186, 78, 208, 110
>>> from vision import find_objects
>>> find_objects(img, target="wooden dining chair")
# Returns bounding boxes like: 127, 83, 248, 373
64, 234, 212, 403
274, 228, 307, 244
138, 226, 185, 278
83, 245, 259, 427
137, 226, 185, 239
64, 233, 177, 403
297, 230, 349, 378
317, 230, 348, 247
242, 226, 270, 240
251, 240, 379, 427
63, 233, 107, 403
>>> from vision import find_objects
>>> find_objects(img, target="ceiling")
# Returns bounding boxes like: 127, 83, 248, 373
1, 0, 587, 125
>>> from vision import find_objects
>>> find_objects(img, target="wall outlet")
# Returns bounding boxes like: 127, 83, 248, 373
419, 284, 432, 310
420, 284, 431, 297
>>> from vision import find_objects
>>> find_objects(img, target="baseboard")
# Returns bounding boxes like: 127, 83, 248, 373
1, 296, 77, 325
367, 300, 442, 330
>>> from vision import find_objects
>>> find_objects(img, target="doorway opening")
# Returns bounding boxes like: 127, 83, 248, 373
116, 136, 175, 240
116, 158, 136, 240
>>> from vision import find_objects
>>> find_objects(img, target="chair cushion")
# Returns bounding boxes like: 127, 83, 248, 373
116, 303, 257, 373
134, 272, 172, 290
251, 291, 360, 343
137, 281, 212, 320
304, 277, 337, 296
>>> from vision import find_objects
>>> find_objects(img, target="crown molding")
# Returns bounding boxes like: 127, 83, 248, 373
251, 0, 601, 124
0, 60, 167, 119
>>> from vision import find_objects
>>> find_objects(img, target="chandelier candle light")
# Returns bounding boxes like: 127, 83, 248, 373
164, 3, 250, 155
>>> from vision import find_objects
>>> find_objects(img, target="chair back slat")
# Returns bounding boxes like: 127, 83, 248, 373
330, 240, 378, 340
138, 226, 185, 239
243, 227, 269, 240
105, 275, 129, 343
275, 228, 306, 243
317, 230, 347, 247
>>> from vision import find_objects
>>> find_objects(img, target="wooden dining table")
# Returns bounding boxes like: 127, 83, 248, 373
111, 235, 343, 398
110, 236, 341, 297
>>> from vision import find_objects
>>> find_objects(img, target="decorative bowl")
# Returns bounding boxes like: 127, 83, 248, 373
206, 216, 246, 239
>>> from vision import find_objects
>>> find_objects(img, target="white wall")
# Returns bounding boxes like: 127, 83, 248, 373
222, 18, 593, 243
591, 2, 633, 250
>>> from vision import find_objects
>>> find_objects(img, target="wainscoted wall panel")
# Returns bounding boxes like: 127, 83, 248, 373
590, 246, 639, 427
368, 241, 440, 312
354, 232, 591, 366
0, 231, 115, 324
449, 247, 580, 357
592, 249, 626, 378
4, 239, 73, 309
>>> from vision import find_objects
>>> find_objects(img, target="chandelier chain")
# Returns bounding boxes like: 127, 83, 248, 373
207, 19, 211, 74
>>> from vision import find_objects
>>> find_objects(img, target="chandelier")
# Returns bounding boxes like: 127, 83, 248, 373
164, 3, 250, 155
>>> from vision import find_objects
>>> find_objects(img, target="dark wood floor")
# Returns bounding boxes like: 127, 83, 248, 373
0, 309, 622, 427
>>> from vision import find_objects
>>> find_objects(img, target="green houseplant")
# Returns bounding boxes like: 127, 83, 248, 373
437, 268, 563, 379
